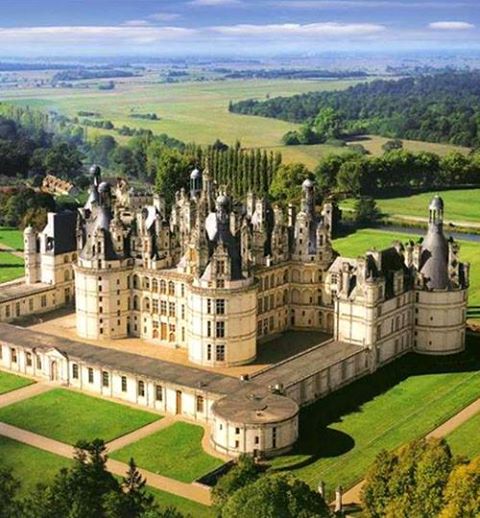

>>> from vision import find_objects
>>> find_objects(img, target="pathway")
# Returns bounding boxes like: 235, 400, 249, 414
0, 421, 212, 505
0, 243, 24, 259
340, 394, 480, 507
0, 381, 53, 409
106, 416, 174, 452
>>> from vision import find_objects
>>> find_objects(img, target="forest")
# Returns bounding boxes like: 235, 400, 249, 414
229, 72, 480, 147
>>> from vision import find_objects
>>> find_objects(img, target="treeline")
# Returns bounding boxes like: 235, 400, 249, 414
313, 149, 480, 197
229, 72, 480, 147
52, 68, 135, 82
223, 68, 368, 80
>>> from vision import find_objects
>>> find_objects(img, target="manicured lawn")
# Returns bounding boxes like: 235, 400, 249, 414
332, 229, 480, 321
270, 337, 480, 499
0, 435, 72, 494
111, 421, 223, 483
0, 370, 34, 395
0, 388, 160, 444
0, 227, 24, 251
447, 410, 480, 460
0, 251, 24, 283
148, 487, 213, 518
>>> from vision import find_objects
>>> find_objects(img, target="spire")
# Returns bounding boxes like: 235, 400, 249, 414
428, 195, 444, 233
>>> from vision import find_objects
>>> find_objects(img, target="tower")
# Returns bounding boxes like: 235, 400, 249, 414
24, 226, 39, 285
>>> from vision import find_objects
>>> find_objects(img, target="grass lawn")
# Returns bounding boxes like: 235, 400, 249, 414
446, 410, 480, 460
332, 229, 480, 321
110, 421, 223, 483
0, 370, 34, 395
270, 337, 480, 498
148, 487, 213, 518
0, 227, 24, 251
0, 388, 160, 444
0, 435, 72, 494
341, 189, 480, 226
0, 251, 24, 283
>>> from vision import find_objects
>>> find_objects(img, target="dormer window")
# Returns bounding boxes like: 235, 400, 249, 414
217, 260, 225, 275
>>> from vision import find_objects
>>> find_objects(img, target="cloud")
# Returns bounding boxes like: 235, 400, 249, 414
212, 22, 386, 37
428, 21, 475, 30
271, 1, 470, 7
122, 20, 152, 27
189, 0, 243, 5
148, 12, 181, 22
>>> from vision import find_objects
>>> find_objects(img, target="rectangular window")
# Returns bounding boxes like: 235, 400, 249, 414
155, 385, 163, 401
152, 300, 159, 313
207, 344, 212, 361
72, 363, 79, 379
217, 260, 225, 275
26, 352, 32, 367
216, 321, 225, 338
10, 348, 17, 363
121, 376, 127, 392
28, 298, 34, 311
102, 371, 109, 387
207, 321, 212, 337
41, 295, 47, 308
272, 427, 277, 448
181, 305, 185, 320
235, 440, 239, 449
160, 301, 167, 316
216, 299, 225, 315
196, 395, 204, 413
216, 344, 225, 362
88, 368, 94, 384
36, 355, 42, 370
5, 305, 10, 318
207, 298, 212, 314
217, 279, 224, 288
138, 380, 145, 397
235, 427, 240, 434
168, 302, 175, 317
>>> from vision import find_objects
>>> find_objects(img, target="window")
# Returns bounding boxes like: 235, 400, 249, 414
207, 344, 212, 361
235, 440, 239, 449
207, 298, 212, 314
121, 376, 127, 392
217, 260, 225, 275
152, 279, 158, 291
207, 321, 212, 337
272, 427, 277, 449
160, 280, 166, 294
216, 321, 225, 338
255, 436, 259, 444
26, 352, 32, 367
36, 355, 42, 370
102, 371, 109, 387
235, 427, 240, 434
155, 385, 163, 401
196, 395, 204, 413
88, 368, 94, 384
10, 348, 17, 363
72, 363, 79, 379
5, 305, 10, 318
28, 298, 34, 311
152, 300, 159, 313
160, 300, 167, 316
217, 279, 224, 288
216, 344, 225, 362
138, 380, 145, 397
41, 295, 47, 308
216, 299, 225, 315
169, 324, 176, 342
168, 281, 175, 296
169, 302, 175, 317
181, 305, 185, 320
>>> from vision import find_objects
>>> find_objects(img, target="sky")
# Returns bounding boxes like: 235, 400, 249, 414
0, 0, 478, 58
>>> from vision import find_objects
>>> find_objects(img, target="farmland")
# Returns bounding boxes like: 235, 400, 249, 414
1, 77, 468, 168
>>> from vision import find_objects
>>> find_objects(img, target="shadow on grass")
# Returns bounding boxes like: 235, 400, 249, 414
270, 334, 480, 472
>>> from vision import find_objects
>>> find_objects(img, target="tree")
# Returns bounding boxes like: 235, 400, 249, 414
336, 159, 366, 196
90, 135, 117, 167
361, 438, 453, 518
221, 473, 331, 518
354, 197, 381, 226
105, 458, 155, 518
212, 455, 260, 510
439, 456, 480, 518
0, 468, 21, 518
382, 139, 403, 152
269, 163, 312, 204
314, 107, 343, 139
314, 154, 346, 193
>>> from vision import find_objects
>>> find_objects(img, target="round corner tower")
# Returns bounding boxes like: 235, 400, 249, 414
414, 195, 468, 355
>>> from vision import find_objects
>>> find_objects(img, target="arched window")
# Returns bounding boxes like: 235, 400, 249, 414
160, 280, 166, 294
143, 297, 151, 312
63, 255, 69, 263
152, 279, 158, 292
133, 295, 139, 311
143, 277, 150, 290
168, 281, 175, 296
133, 275, 139, 289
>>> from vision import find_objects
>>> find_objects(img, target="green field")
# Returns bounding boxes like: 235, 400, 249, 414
0, 388, 160, 444
2, 79, 467, 167
0, 228, 24, 251
0, 370, 34, 395
447, 410, 480, 460
270, 339, 480, 497
332, 229, 480, 320
341, 189, 480, 226
0, 435, 72, 494
110, 421, 223, 483
0, 251, 24, 283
